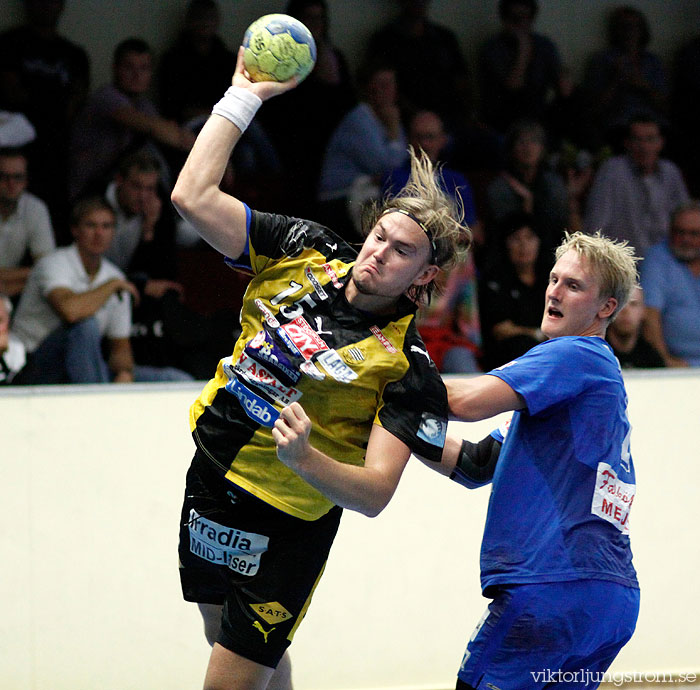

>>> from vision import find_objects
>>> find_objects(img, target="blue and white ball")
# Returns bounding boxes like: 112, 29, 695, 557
243, 14, 317, 83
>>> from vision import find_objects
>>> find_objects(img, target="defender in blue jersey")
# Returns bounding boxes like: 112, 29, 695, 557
429, 232, 641, 689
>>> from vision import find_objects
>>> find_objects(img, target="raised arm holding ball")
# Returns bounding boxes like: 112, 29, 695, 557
171, 17, 470, 690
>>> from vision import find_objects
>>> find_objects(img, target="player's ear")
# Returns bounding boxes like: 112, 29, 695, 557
599, 296, 617, 320
413, 264, 440, 287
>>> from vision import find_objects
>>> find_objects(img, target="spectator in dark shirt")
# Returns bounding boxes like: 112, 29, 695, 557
383, 110, 482, 373
365, 0, 472, 129
158, 0, 235, 125
103, 150, 200, 381
255, 0, 354, 217
479, 211, 551, 369
606, 284, 664, 368
580, 5, 668, 151
69, 38, 196, 200
478, 0, 564, 134
671, 35, 700, 196
485, 119, 569, 262
0, 0, 90, 234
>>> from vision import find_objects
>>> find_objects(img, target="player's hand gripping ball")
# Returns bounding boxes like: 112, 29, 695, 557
243, 14, 317, 83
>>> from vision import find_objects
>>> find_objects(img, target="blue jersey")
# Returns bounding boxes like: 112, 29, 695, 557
483, 336, 638, 593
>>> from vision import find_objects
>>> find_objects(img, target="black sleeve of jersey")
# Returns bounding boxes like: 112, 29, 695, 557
450, 435, 502, 489
248, 210, 356, 271
377, 324, 449, 462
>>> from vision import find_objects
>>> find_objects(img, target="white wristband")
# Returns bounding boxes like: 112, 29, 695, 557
211, 86, 262, 133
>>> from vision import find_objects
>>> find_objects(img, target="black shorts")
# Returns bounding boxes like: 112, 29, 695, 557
178, 450, 342, 668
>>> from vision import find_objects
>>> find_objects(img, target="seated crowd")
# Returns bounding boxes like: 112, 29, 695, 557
2, 0, 700, 385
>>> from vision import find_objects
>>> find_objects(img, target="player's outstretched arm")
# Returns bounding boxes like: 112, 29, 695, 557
416, 431, 501, 489
449, 434, 502, 489
446, 375, 525, 422
272, 403, 410, 518
171, 47, 297, 259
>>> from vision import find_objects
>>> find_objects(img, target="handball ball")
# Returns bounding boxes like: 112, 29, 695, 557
243, 14, 317, 83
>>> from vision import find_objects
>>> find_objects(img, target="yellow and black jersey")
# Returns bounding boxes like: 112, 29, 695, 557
190, 208, 448, 521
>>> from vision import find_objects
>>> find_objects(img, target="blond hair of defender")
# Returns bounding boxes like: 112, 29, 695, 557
555, 231, 640, 322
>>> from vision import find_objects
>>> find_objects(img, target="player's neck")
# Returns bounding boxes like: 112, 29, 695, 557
344, 280, 398, 316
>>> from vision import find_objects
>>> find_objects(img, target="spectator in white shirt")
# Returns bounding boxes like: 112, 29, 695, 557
0, 147, 55, 298
11, 197, 138, 384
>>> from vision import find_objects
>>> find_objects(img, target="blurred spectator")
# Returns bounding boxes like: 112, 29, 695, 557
0, 295, 26, 384
286, 0, 351, 98
583, 116, 688, 258
671, 35, 700, 196
414, 250, 481, 374
317, 62, 407, 242
69, 37, 196, 201
640, 201, 700, 367
580, 5, 668, 151
227, 119, 283, 211
104, 150, 200, 381
158, 0, 234, 125
485, 119, 568, 263
0, 147, 55, 299
257, 0, 354, 217
549, 142, 595, 234
606, 284, 664, 368
104, 150, 181, 294
478, 211, 551, 370
365, 0, 472, 129
11, 196, 193, 384
478, 0, 565, 134
0, 0, 90, 234
383, 110, 480, 239
11, 197, 139, 384
382, 110, 481, 373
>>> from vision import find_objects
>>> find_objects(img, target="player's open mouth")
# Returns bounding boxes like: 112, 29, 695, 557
547, 306, 563, 318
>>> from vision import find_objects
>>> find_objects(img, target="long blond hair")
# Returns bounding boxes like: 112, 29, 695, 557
362, 147, 471, 302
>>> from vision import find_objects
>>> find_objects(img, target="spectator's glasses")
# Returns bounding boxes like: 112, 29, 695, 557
0, 172, 27, 182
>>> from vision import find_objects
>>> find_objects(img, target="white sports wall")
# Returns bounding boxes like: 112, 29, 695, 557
3, 0, 700, 93
1, 370, 698, 689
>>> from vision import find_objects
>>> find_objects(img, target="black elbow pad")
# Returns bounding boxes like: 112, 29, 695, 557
450, 435, 502, 489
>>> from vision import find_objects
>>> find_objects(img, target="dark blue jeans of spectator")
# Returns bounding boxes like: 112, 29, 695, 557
133, 365, 194, 382
14, 318, 110, 385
